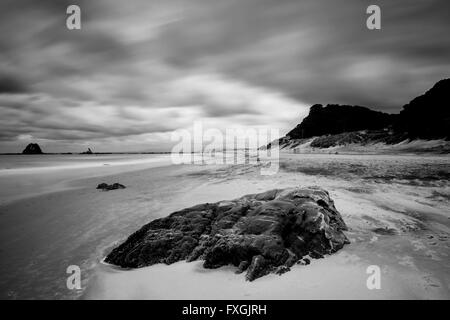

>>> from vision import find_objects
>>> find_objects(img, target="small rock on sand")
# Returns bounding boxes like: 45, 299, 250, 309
96, 183, 126, 191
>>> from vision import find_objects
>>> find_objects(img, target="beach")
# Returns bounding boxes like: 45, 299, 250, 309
0, 153, 449, 299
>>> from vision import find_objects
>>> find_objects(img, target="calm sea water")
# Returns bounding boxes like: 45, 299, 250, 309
0, 154, 172, 204
0, 154, 176, 299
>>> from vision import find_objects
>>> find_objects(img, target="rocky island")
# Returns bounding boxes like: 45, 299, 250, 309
22, 143, 43, 154
105, 187, 349, 281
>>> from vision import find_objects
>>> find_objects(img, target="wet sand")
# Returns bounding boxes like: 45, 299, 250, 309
0, 153, 449, 299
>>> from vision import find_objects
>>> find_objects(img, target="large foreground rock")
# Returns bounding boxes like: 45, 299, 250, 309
105, 187, 349, 281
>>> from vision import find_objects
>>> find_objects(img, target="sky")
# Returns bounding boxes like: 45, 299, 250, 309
0, 0, 449, 152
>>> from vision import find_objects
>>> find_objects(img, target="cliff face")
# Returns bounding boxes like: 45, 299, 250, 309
283, 79, 450, 145
22, 143, 43, 154
286, 104, 396, 139
396, 79, 450, 139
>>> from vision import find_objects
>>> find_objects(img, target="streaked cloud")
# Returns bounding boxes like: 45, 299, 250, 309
0, 0, 448, 152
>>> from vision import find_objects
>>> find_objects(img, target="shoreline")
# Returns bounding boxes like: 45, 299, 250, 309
88, 154, 449, 299
0, 153, 449, 299
0, 154, 174, 205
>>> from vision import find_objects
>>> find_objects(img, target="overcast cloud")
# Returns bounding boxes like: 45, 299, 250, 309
0, 0, 449, 152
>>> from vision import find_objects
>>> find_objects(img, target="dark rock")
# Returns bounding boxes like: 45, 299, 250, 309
96, 183, 109, 189
235, 261, 250, 274
105, 187, 349, 281
246, 255, 269, 281
297, 257, 310, 265
22, 143, 43, 154
286, 104, 396, 140
396, 78, 450, 140
97, 183, 126, 191
111, 183, 126, 190
275, 265, 291, 275
81, 148, 93, 154
273, 79, 450, 150
372, 227, 397, 235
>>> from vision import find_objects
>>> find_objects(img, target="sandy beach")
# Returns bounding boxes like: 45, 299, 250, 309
0, 152, 448, 300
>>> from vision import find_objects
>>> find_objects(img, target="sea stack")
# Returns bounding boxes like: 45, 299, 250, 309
82, 148, 94, 154
22, 143, 43, 154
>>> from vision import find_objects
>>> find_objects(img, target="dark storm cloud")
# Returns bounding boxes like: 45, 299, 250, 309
0, 0, 449, 151
155, 0, 450, 109
0, 94, 180, 142
0, 0, 128, 97
202, 104, 262, 118
0, 75, 28, 94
